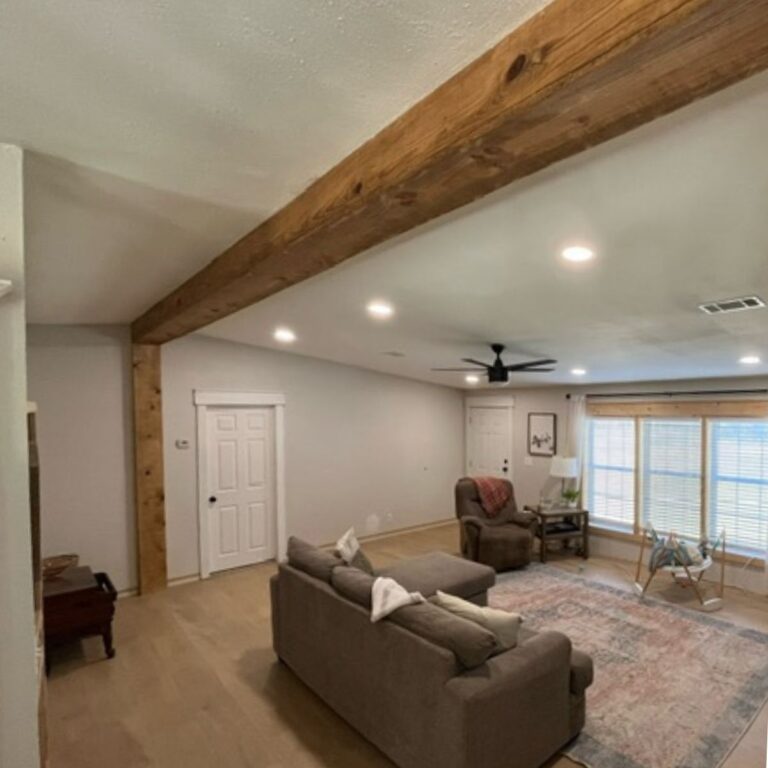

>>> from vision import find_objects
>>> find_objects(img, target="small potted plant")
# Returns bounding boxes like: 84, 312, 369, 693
561, 488, 580, 508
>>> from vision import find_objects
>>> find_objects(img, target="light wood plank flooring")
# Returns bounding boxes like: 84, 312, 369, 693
47, 523, 768, 768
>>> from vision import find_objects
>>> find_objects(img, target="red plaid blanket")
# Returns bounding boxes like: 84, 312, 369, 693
473, 476, 510, 518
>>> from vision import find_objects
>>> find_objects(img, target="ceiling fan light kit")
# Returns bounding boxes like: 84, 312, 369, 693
432, 343, 557, 384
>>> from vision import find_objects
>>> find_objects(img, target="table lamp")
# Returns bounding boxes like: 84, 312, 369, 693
550, 456, 579, 501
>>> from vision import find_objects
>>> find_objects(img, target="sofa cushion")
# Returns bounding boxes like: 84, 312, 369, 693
431, 590, 522, 650
389, 601, 498, 668
287, 537, 340, 582
379, 552, 495, 600
570, 649, 594, 695
348, 549, 375, 575
331, 565, 375, 608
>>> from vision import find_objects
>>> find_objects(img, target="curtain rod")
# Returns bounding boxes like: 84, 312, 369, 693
569, 388, 768, 400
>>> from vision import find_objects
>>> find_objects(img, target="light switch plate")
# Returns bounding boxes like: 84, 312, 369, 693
524, 456, 534, 467
0, 279, 12, 299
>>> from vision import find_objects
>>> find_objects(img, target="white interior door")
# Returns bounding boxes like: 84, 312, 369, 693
466, 406, 513, 479
206, 407, 276, 573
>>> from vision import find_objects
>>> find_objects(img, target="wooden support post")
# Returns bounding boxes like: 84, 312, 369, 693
131, 344, 167, 593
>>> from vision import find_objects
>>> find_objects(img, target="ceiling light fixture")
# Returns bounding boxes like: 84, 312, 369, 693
740, 355, 761, 365
273, 327, 297, 344
571, 367, 587, 376
561, 246, 594, 263
465, 374, 480, 385
366, 300, 394, 319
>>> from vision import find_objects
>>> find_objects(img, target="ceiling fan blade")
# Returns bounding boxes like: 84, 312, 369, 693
513, 368, 555, 373
461, 358, 491, 367
504, 359, 557, 371
431, 367, 486, 372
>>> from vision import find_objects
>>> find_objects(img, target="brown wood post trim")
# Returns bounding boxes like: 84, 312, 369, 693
131, 343, 167, 593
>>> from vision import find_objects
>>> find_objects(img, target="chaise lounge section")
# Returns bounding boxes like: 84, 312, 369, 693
270, 539, 593, 768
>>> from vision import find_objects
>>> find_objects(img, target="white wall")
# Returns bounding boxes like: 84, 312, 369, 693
25, 327, 465, 589
0, 145, 39, 767
26, 325, 136, 591
163, 335, 465, 579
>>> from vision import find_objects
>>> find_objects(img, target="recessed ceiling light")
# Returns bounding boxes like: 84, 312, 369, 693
571, 368, 587, 376
561, 246, 594, 263
465, 374, 480, 385
366, 300, 394, 319
740, 355, 761, 365
273, 327, 297, 343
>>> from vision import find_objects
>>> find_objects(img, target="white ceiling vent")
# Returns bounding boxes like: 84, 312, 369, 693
699, 295, 765, 315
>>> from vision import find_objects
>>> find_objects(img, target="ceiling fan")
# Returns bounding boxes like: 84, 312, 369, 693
432, 343, 556, 384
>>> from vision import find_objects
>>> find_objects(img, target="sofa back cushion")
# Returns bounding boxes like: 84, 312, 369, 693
389, 601, 498, 668
432, 590, 522, 650
287, 536, 340, 582
331, 565, 375, 608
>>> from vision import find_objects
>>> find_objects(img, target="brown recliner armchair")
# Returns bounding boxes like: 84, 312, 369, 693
455, 478, 536, 571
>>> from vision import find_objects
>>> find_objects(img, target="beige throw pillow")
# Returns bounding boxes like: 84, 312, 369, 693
432, 590, 522, 650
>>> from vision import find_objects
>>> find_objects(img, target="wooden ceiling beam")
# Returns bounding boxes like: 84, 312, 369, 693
132, 0, 768, 344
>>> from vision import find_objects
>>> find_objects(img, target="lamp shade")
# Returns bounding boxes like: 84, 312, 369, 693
550, 456, 579, 479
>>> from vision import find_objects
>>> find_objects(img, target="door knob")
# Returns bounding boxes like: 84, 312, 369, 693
209, 495, 217, 503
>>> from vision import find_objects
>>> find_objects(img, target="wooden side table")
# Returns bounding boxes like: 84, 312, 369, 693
43, 566, 117, 672
527, 507, 590, 563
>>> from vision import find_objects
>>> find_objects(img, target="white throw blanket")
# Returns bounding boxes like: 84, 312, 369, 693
370, 577, 425, 622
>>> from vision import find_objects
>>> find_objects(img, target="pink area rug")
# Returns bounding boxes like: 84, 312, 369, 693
490, 565, 768, 768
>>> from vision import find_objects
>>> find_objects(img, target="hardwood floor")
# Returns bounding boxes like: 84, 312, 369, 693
47, 523, 768, 768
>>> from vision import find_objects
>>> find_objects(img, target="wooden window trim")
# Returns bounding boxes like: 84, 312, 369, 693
586, 404, 768, 558
587, 400, 768, 418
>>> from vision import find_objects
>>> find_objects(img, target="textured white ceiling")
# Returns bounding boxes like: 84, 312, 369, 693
201, 72, 768, 387
1, 0, 549, 210
10, 2, 768, 387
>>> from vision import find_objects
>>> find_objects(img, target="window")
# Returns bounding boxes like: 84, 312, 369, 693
583, 408, 768, 557
585, 418, 635, 531
708, 420, 768, 555
640, 419, 701, 539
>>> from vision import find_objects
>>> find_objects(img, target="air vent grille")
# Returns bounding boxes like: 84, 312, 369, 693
699, 296, 765, 315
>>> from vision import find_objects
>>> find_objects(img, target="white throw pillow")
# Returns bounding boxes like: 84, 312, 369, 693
335, 527, 360, 563
370, 577, 425, 623
433, 590, 522, 649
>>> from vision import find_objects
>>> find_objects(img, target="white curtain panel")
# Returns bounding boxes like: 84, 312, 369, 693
566, 394, 588, 482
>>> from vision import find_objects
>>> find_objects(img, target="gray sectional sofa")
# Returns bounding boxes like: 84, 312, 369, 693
270, 539, 592, 768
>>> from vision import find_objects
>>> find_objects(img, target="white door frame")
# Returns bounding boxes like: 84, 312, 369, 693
465, 395, 515, 479
194, 391, 287, 578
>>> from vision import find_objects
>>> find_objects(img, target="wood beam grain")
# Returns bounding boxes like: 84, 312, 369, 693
132, 344, 167, 593
132, 0, 768, 344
